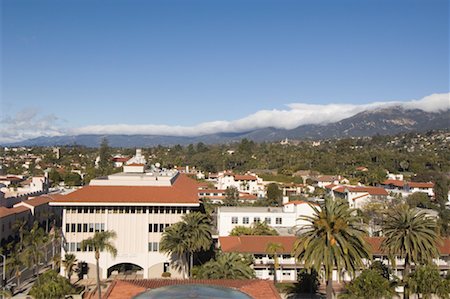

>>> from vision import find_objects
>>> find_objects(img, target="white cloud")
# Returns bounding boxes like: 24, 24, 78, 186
1, 92, 449, 143
0, 108, 64, 143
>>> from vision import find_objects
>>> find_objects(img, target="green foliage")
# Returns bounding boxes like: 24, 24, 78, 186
29, 270, 75, 299
370, 260, 391, 280
293, 198, 370, 299
406, 192, 434, 209
229, 221, 278, 236
48, 169, 62, 187
160, 212, 213, 277
81, 231, 118, 258
98, 138, 113, 176
409, 264, 450, 299
266, 183, 283, 206
224, 186, 240, 206
341, 269, 396, 299
192, 252, 255, 279
62, 253, 78, 279
63, 172, 82, 186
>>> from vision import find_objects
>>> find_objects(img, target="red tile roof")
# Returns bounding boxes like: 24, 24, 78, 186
104, 279, 281, 299
283, 200, 319, 206
0, 206, 30, 218
408, 182, 434, 188
382, 179, 405, 188
126, 163, 144, 166
333, 186, 388, 196
366, 237, 450, 255
112, 157, 129, 162
220, 236, 297, 254
23, 194, 64, 207
51, 174, 199, 205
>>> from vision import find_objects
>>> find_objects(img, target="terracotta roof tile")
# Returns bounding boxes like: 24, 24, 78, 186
51, 174, 199, 205
408, 182, 434, 188
366, 237, 450, 255
104, 279, 281, 299
23, 194, 63, 207
0, 206, 30, 218
233, 175, 257, 181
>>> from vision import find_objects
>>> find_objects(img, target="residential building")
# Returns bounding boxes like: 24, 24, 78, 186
326, 185, 388, 209
216, 171, 264, 196
216, 199, 317, 236
381, 179, 434, 197
50, 166, 200, 280
0, 205, 31, 246
198, 189, 258, 204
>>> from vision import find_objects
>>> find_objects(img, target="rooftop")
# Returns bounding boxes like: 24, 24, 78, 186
218, 206, 284, 213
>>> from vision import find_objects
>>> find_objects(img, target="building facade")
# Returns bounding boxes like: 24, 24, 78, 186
50, 166, 200, 280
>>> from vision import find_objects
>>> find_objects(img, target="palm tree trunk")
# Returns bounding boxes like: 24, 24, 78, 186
189, 252, 193, 278
96, 252, 102, 299
404, 256, 410, 299
326, 269, 333, 299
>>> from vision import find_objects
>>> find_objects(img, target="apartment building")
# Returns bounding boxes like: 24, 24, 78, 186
50, 165, 200, 280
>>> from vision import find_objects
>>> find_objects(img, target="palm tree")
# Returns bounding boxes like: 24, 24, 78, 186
266, 242, 284, 283
193, 252, 255, 279
12, 219, 28, 252
81, 231, 117, 299
160, 223, 189, 278
381, 205, 439, 299
182, 212, 213, 276
160, 212, 212, 278
6, 252, 24, 291
52, 253, 61, 271
293, 198, 370, 299
62, 253, 77, 280
23, 221, 46, 277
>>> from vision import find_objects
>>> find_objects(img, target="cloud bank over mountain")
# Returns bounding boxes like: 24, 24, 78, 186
1, 92, 448, 143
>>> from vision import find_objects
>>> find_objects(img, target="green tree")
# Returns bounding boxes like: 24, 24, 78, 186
381, 206, 440, 299
341, 268, 396, 299
12, 218, 28, 252
48, 169, 62, 187
409, 264, 450, 299
266, 242, 284, 283
229, 222, 278, 236
160, 212, 212, 278
267, 183, 283, 206
81, 231, 117, 299
406, 192, 433, 209
6, 251, 25, 290
98, 138, 112, 176
62, 253, 78, 280
193, 252, 255, 279
293, 198, 370, 299
63, 172, 82, 186
29, 270, 75, 299
23, 222, 46, 276
224, 186, 239, 206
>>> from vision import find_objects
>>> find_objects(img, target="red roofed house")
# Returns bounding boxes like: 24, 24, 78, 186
0, 205, 31, 246
50, 166, 200, 280
216, 171, 264, 197
198, 189, 258, 204
327, 185, 388, 209
14, 194, 63, 230
381, 179, 435, 197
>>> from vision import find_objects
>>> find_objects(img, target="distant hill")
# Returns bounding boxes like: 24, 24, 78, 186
4, 107, 449, 147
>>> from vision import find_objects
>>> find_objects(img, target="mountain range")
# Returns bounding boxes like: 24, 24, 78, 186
4, 106, 450, 147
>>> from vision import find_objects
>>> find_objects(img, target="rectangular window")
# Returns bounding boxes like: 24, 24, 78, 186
153, 224, 158, 233
159, 207, 164, 214
176, 207, 181, 214
253, 217, 260, 223
243, 217, 249, 224
66, 208, 71, 214
66, 223, 70, 232
152, 242, 159, 252
89, 223, 94, 232
231, 217, 238, 224
71, 223, 76, 232
124, 207, 129, 214
77, 223, 82, 232
265, 217, 271, 224
171, 207, 176, 214
70, 242, 76, 252
76, 243, 81, 252
149, 224, 153, 232
101, 223, 105, 232
95, 223, 101, 232
276, 217, 282, 225
148, 242, 152, 252
159, 224, 164, 232
130, 207, 135, 214
84, 207, 89, 213
83, 224, 88, 232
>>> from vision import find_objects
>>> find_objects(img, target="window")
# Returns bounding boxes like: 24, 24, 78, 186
130, 207, 135, 214
243, 217, 249, 224
265, 217, 271, 224
153, 224, 158, 232
76, 243, 81, 252
231, 217, 238, 224
149, 224, 153, 232
159, 207, 164, 214
66, 223, 70, 233
276, 217, 282, 225
83, 224, 88, 232
77, 223, 82, 232
159, 224, 164, 232
71, 223, 76, 232
89, 223, 94, 232
148, 242, 159, 252
253, 217, 260, 223
101, 223, 105, 232
77, 208, 82, 213
69, 242, 76, 252
171, 207, 176, 214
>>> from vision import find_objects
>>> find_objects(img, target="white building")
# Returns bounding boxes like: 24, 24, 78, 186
50, 166, 200, 280
216, 172, 264, 197
216, 198, 318, 236
326, 185, 389, 209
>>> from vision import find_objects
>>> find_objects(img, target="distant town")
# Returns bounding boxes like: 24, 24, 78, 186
0, 130, 449, 298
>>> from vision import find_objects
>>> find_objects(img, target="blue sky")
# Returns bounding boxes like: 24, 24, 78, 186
1, 0, 449, 142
